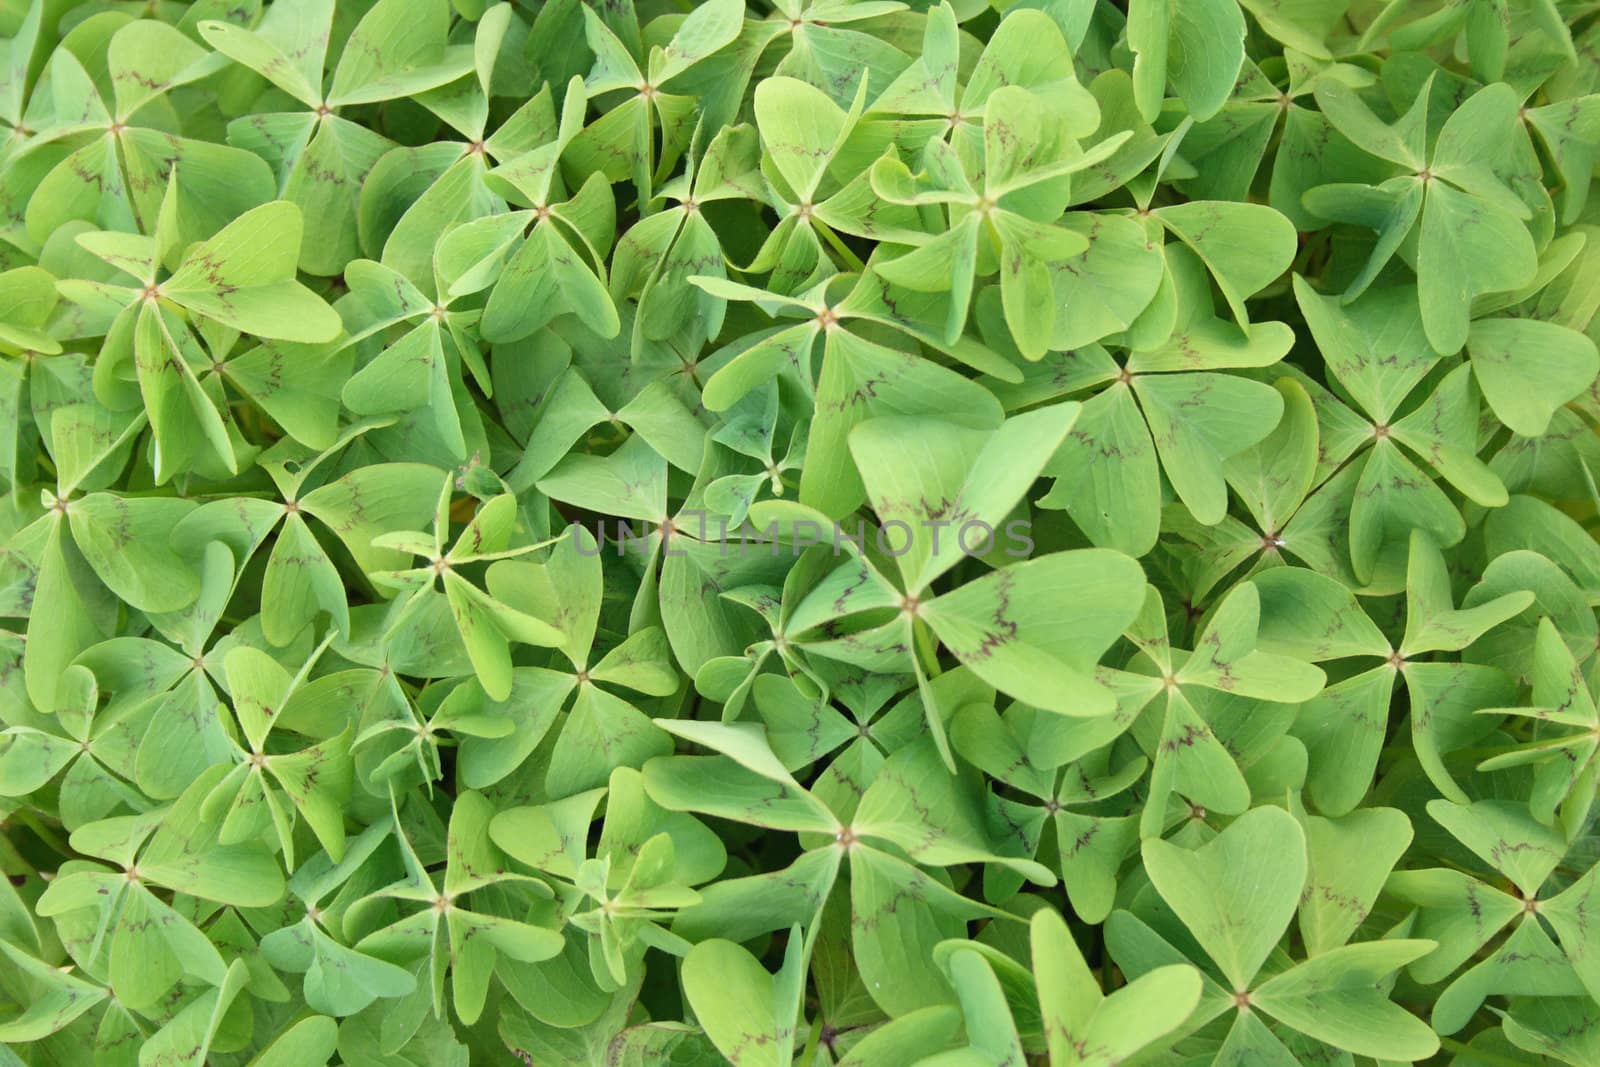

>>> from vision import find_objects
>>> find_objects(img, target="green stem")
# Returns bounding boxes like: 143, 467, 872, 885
0, 830, 33, 877
814, 219, 866, 273
912, 618, 942, 678
798, 1016, 823, 1065
14, 810, 72, 859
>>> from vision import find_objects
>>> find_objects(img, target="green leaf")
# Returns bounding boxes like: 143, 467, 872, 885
1418, 180, 1538, 355
849, 403, 1081, 593
67, 494, 197, 614
682, 938, 794, 1067
1426, 799, 1566, 897
1141, 805, 1306, 990
249, 1016, 339, 1067
0, 939, 108, 1041
921, 551, 1146, 717
803, 330, 1004, 520
1128, 0, 1247, 123
1040, 379, 1161, 555
1253, 940, 1439, 1060
1031, 907, 1202, 1065
1154, 200, 1296, 327
164, 201, 343, 343
328, 0, 473, 107
1133, 371, 1285, 525
1466, 317, 1600, 437
1296, 805, 1413, 954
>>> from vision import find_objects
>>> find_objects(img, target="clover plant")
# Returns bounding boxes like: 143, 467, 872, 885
2, 0, 1600, 1065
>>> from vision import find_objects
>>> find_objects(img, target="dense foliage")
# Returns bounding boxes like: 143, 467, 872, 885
3, 0, 1600, 1063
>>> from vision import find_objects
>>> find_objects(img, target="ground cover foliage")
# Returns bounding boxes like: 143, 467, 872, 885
2, 0, 1600, 1063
